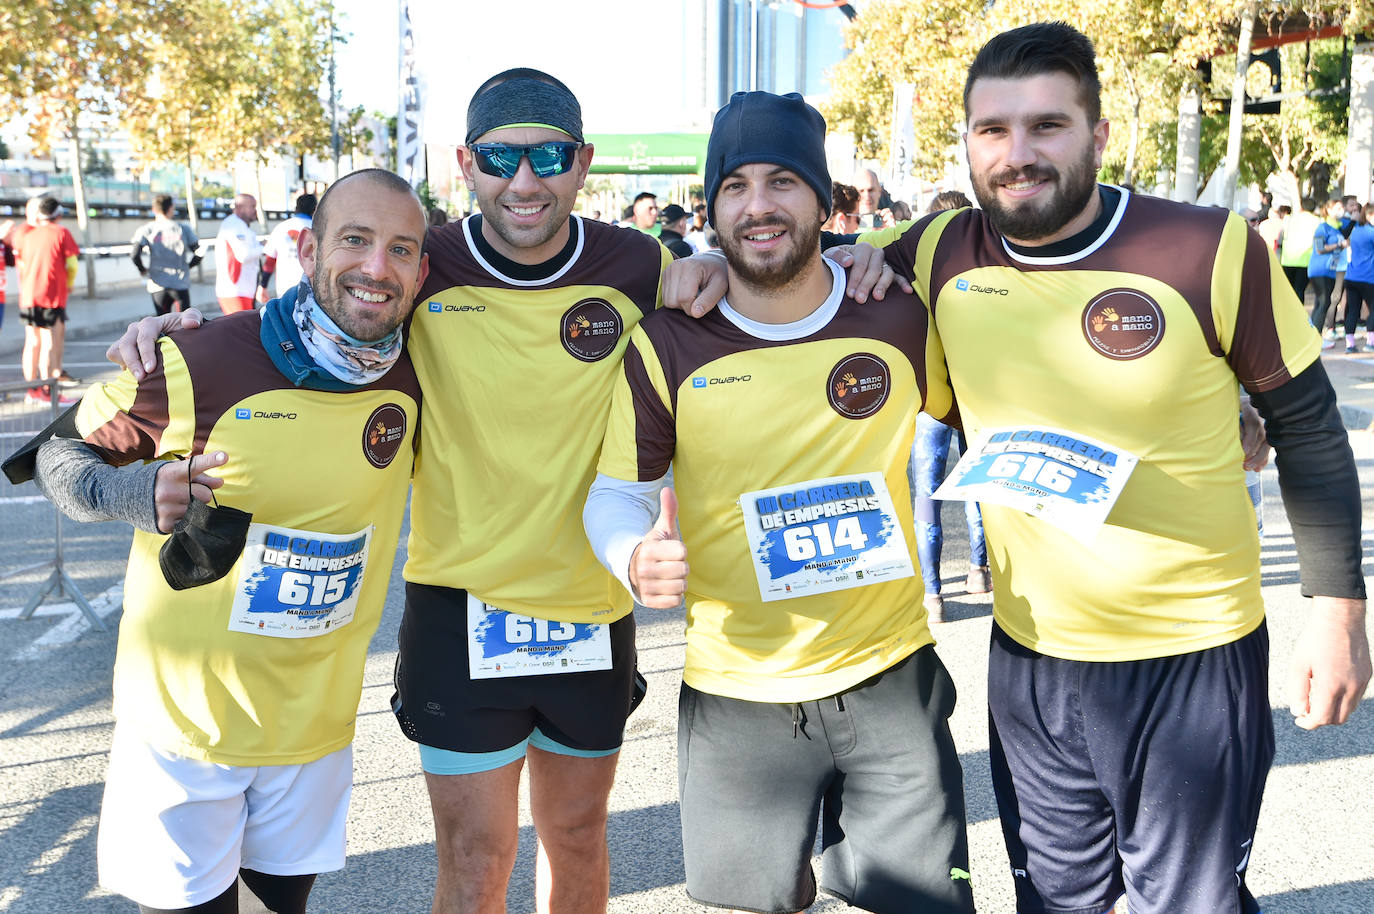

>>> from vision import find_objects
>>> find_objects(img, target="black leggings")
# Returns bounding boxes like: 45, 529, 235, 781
137, 870, 316, 914
1309, 275, 1337, 330
1283, 264, 1309, 304
1343, 280, 1374, 336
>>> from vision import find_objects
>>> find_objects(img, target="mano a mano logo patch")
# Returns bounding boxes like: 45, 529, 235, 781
827, 353, 891, 419
362, 403, 407, 469
1082, 289, 1165, 360
560, 299, 622, 362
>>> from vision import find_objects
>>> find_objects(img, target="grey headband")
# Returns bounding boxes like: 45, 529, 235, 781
465, 70, 584, 145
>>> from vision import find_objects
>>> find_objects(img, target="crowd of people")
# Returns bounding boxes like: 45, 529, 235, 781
1251, 192, 1374, 353
3, 18, 1369, 914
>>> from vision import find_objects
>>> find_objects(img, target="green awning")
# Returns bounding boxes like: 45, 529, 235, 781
586, 133, 709, 175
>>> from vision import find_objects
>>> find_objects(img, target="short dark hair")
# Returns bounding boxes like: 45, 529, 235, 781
313, 169, 423, 243
830, 182, 859, 215
154, 194, 175, 215
37, 196, 60, 218
928, 190, 972, 214
1300, 196, 1316, 212
295, 193, 318, 217
633, 191, 657, 205
965, 22, 1102, 125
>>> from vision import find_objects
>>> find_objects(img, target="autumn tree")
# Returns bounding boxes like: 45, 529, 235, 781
824, 0, 990, 179
0, 0, 166, 242
122, 0, 239, 230
222, 0, 333, 200
123, 0, 333, 227
821, 0, 1350, 195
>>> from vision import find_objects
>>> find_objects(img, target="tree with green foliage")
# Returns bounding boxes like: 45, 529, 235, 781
0, 0, 166, 241
123, 0, 332, 230
822, 0, 1350, 197
340, 105, 378, 165
824, 0, 988, 178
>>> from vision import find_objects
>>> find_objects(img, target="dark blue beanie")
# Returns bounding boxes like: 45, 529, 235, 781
704, 91, 831, 227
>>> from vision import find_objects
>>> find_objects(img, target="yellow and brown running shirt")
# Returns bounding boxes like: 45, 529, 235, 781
598, 260, 955, 702
76, 310, 420, 765
874, 189, 1321, 661
406, 216, 671, 623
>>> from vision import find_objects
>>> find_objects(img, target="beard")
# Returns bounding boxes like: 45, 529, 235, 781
973, 145, 1099, 242
312, 268, 408, 342
718, 214, 823, 292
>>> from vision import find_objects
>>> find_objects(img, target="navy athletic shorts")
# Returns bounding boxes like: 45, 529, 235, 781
987, 621, 1274, 914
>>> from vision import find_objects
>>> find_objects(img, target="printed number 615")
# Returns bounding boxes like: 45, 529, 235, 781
278, 571, 348, 606
505, 615, 578, 644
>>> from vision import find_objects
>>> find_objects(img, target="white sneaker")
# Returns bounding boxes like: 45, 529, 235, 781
923, 593, 945, 624
965, 565, 992, 594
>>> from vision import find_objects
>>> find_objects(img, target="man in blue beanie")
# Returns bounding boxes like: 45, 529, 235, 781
584, 91, 975, 914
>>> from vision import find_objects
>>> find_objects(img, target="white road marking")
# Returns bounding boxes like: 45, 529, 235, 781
8, 583, 122, 660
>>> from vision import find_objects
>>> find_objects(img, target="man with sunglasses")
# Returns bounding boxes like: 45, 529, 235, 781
385, 68, 659, 914
396, 70, 901, 914
105, 69, 900, 913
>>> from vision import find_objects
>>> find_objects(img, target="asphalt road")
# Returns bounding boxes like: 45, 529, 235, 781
0, 347, 1371, 912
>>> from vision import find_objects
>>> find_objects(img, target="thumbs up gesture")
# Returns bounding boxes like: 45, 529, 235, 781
629, 486, 689, 609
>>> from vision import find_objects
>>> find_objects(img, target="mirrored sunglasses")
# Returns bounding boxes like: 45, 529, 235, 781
469, 142, 582, 179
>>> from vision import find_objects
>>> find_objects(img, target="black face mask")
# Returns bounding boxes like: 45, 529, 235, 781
158, 497, 253, 590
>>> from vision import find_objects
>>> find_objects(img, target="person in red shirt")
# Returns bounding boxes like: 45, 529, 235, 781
3, 196, 80, 401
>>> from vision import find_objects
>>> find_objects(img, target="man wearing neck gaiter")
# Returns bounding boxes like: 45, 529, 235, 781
100, 69, 903, 913
28, 169, 429, 914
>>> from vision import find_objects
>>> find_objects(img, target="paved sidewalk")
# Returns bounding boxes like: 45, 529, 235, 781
0, 261, 224, 370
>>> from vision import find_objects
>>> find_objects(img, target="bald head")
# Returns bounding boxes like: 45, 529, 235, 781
299, 168, 430, 343
855, 169, 883, 215
312, 169, 425, 243
233, 194, 258, 223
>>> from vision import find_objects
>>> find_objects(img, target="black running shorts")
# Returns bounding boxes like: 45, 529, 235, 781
392, 582, 637, 754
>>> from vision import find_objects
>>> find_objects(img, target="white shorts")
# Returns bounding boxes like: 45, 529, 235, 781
96, 726, 353, 909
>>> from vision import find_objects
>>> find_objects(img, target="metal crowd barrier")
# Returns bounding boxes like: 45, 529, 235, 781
0, 379, 104, 630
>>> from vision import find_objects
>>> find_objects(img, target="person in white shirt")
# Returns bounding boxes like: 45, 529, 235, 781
261, 193, 316, 300
214, 194, 263, 313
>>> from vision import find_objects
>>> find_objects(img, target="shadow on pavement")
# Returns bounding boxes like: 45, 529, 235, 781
1257, 878, 1374, 912
0, 782, 109, 912
308, 801, 688, 914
